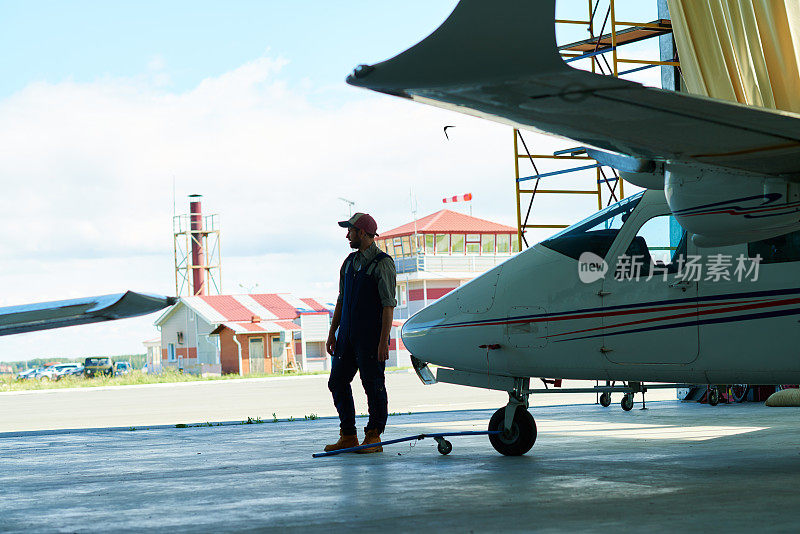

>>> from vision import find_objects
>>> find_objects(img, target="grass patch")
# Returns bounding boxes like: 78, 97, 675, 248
243, 416, 264, 424
0, 368, 412, 393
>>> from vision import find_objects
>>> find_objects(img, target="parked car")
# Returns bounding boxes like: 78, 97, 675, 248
113, 361, 132, 376
15, 368, 39, 380
84, 357, 113, 378
36, 365, 60, 380
60, 365, 84, 378
34, 363, 81, 381
53, 363, 83, 380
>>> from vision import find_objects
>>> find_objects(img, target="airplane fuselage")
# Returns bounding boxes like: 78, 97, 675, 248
403, 190, 800, 385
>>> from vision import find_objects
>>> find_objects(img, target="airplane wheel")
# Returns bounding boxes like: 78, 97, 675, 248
437, 440, 452, 455
708, 388, 720, 406
621, 394, 634, 411
488, 406, 536, 456
599, 392, 612, 407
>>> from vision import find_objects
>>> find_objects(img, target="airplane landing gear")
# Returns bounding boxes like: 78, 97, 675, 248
621, 393, 634, 411
488, 406, 537, 456
599, 392, 612, 407
489, 382, 536, 456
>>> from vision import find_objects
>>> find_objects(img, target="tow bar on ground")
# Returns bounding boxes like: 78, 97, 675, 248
312, 430, 501, 458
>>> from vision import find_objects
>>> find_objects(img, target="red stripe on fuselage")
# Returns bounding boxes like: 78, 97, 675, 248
551, 296, 800, 339
437, 298, 763, 331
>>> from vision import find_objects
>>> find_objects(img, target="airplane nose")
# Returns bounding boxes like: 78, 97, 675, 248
400, 298, 447, 361
401, 266, 504, 373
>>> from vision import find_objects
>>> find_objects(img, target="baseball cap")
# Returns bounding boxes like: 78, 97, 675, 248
338, 212, 379, 236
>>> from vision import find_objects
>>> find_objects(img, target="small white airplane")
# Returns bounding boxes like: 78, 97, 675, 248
347, 0, 800, 455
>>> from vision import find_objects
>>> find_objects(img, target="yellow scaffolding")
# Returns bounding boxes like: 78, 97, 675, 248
515, 0, 677, 250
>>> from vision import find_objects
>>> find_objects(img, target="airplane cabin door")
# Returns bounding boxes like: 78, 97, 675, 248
600, 211, 699, 365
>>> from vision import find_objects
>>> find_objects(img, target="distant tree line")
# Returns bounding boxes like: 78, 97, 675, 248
5, 354, 146, 373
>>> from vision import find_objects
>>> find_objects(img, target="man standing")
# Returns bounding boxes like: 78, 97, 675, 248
325, 212, 396, 453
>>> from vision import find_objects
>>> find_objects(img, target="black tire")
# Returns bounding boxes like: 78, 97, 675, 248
708, 388, 720, 406
437, 440, 452, 455
599, 392, 612, 407
488, 406, 537, 456
621, 394, 634, 411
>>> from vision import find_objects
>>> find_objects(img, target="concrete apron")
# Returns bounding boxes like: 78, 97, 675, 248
1, 400, 798, 532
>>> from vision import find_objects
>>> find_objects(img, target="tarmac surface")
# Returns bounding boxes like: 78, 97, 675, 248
0, 371, 668, 433
2, 377, 799, 532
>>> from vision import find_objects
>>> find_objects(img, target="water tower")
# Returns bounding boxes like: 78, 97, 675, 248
173, 194, 221, 296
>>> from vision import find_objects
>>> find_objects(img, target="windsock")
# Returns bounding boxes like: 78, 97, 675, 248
442, 193, 473, 203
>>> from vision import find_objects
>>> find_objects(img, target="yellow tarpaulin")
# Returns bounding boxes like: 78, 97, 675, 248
667, 0, 800, 114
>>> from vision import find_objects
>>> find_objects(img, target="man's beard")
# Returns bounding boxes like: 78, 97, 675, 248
349, 236, 361, 249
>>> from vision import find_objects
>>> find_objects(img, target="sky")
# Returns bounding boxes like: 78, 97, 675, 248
0, 0, 662, 362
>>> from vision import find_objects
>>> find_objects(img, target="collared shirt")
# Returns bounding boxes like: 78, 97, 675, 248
337, 242, 397, 308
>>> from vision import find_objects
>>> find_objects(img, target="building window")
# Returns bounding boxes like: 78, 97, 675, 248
396, 283, 407, 308
511, 234, 520, 252
481, 234, 495, 254
435, 234, 449, 254
466, 234, 480, 254
425, 234, 434, 254
393, 238, 403, 258
416, 235, 425, 254
497, 234, 510, 253
402, 236, 412, 257
451, 234, 465, 254
168, 343, 176, 362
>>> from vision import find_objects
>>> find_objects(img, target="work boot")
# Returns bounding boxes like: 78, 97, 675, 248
354, 429, 383, 454
324, 431, 359, 452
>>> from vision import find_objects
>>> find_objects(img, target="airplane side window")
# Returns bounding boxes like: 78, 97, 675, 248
748, 230, 800, 264
540, 192, 643, 261
625, 215, 686, 274
622, 215, 686, 276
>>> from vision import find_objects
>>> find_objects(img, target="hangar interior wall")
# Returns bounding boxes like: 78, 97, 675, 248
668, 0, 800, 112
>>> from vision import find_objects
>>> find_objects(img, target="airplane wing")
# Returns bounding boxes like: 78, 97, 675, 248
346, 0, 800, 178
0, 291, 176, 336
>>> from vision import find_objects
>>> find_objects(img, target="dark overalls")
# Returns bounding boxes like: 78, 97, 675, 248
328, 250, 390, 435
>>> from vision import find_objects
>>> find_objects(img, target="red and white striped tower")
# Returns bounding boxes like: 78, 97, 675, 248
188, 194, 206, 296
173, 194, 221, 297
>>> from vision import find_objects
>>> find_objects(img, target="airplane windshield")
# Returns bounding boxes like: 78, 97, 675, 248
540, 192, 643, 260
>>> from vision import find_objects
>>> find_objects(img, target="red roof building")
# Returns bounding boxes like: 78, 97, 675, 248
375, 210, 520, 366
154, 293, 333, 375
380, 209, 518, 239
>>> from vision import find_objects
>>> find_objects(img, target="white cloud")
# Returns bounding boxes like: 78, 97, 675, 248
0, 55, 617, 361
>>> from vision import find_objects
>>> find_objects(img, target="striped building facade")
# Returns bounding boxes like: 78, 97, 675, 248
376, 210, 519, 366
154, 293, 333, 375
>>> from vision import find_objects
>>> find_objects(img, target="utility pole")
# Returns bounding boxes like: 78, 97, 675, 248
338, 197, 355, 217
